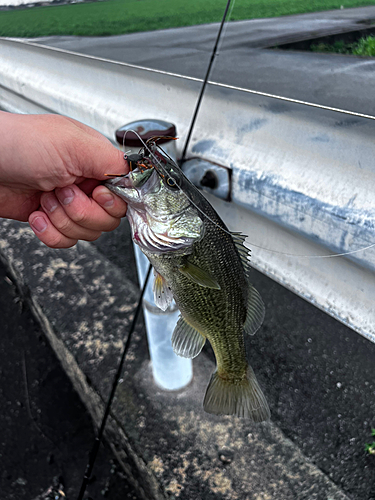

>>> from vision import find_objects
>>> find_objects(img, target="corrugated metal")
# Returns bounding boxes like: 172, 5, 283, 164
0, 37, 374, 342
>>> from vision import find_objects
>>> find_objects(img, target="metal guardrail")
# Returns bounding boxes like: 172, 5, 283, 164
0, 37, 374, 342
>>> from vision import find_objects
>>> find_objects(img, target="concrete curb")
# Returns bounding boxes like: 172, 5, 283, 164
0, 219, 351, 500
0, 220, 163, 500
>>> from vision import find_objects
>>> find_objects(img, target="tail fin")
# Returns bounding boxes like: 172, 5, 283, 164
203, 366, 270, 422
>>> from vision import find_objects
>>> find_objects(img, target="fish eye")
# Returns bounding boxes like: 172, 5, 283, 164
166, 177, 179, 189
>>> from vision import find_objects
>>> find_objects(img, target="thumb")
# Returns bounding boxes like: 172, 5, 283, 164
74, 131, 129, 180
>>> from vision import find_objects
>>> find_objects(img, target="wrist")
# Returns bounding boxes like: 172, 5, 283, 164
0, 111, 20, 183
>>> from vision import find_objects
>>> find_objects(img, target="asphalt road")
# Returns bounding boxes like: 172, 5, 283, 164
33, 6, 375, 116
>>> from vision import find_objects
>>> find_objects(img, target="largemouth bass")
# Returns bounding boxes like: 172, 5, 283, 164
106, 142, 270, 422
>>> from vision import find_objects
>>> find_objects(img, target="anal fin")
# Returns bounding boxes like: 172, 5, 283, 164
244, 284, 265, 335
172, 316, 206, 358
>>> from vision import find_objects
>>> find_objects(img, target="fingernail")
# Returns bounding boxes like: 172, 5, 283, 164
43, 194, 58, 213
56, 187, 75, 205
96, 193, 114, 208
30, 216, 47, 233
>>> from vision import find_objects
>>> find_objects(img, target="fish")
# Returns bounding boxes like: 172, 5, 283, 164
105, 141, 270, 422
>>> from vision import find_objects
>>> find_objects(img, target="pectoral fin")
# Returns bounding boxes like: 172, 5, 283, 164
244, 284, 265, 335
178, 261, 221, 289
153, 271, 173, 311
172, 316, 206, 358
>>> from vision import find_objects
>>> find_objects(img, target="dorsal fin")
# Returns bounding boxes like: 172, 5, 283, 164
231, 231, 251, 276
230, 232, 263, 332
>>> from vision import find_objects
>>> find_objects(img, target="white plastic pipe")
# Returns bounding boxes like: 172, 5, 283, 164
117, 124, 193, 391
134, 245, 193, 390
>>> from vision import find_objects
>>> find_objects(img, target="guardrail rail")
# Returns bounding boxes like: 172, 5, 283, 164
0, 37, 374, 342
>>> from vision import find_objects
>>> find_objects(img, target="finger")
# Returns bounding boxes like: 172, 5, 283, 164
92, 185, 127, 219
73, 133, 128, 180
77, 178, 101, 195
64, 116, 104, 136
28, 211, 78, 249
0, 187, 41, 222
40, 192, 103, 241
54, 184, 123, 232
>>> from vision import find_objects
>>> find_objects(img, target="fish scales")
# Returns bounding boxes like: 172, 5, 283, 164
149, 220, 248, 374
106, 141, 270, 421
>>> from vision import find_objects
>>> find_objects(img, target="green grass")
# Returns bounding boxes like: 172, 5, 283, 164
353, 34, 375, 55
311, 35, 375, 55
365, 429, 375, 455
1, 0, 375, 38
311, 40, 355, 54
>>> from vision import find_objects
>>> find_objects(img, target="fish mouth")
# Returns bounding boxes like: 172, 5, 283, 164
106, 182, 139, 204
105, 169, 157, 203
105, 173, 136, 192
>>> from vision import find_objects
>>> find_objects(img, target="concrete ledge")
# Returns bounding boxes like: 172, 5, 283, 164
0, 219, 350, 499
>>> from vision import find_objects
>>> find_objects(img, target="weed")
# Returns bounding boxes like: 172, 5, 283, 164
311, 40, 354, 54
365, 429, 375, 455
311, 34, 375, 56
352, 35, 375, 56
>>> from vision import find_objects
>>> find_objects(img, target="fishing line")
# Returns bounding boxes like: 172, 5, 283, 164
77, 5, 237, 489
172, 176, 375, 259
78, 3, 372, 496
238, 240, 375, 259
175, 175, 375, 259
76, 265, 152, 500
146, 143, 375, 260
216, 0, 237, 54
118, 130, 375, 261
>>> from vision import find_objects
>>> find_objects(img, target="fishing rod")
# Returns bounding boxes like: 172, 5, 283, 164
76, 1, 234, 498
180, 0, 234, 163
76, 265, 152, 500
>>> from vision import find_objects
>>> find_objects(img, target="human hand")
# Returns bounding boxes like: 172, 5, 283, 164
0, 112, 128, 248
